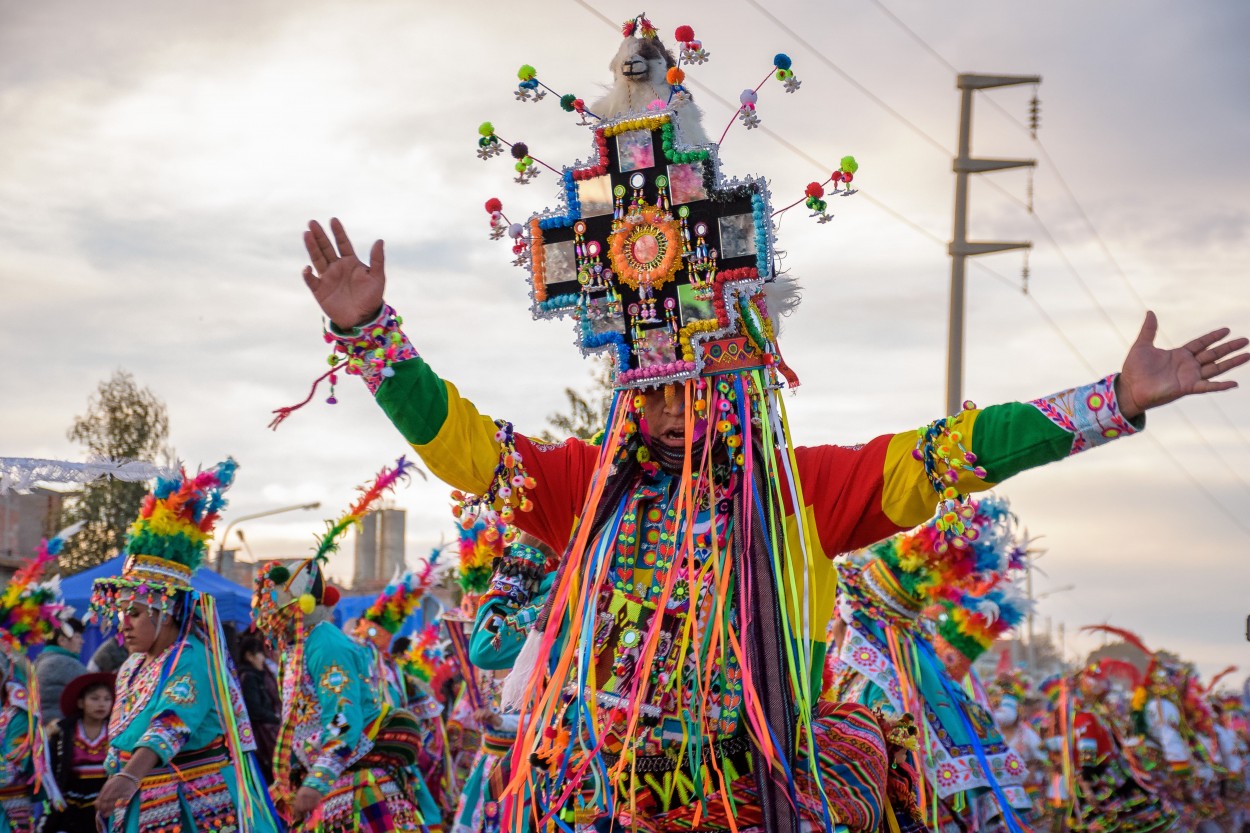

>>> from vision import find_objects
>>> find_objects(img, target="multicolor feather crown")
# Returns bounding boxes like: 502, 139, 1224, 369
91, 459, 236, 619
397, 624, 453, 697
0, 522, 83, 656
839, 494, 1026, 625
458, 515, 506, 598
125, 459, 237, 573
933, 579, 1031, 678
354, 550, 441, 642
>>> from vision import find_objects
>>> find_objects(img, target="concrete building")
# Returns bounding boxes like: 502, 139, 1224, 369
0, 487, 65, 580
351, 507, 406, 592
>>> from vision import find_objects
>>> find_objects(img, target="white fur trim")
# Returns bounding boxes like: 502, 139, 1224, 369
500, 628, 544, 712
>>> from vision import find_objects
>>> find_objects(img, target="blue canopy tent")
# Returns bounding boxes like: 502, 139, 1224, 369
60, 554, 256, 661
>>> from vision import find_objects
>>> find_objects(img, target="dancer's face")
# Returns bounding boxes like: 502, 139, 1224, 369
641, 385, 695, 450
117, 599, 173, 655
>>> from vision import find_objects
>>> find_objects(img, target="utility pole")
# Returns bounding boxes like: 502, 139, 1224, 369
215, 501, 321, 573
946, 73, 1040, 415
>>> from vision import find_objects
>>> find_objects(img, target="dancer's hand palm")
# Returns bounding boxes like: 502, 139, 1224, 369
301, 218, 386, 330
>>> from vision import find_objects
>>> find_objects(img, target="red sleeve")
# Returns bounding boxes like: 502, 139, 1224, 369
509, 435, 602, 555
792, 435, 904, 558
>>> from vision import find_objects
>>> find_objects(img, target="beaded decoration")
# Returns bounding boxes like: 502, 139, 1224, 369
910, 401, 989, 549
450, 420, 535, 530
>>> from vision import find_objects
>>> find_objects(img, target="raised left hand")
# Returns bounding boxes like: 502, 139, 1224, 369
1117, 311, 1247, 420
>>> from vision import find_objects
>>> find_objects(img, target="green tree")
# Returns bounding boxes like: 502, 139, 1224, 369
546, 356, 614, 441
60, 371, 173, 573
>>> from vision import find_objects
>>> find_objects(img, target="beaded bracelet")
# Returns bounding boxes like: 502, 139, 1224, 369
116, 770, 143, 788
911, 401, 987, 547
324, 304, 419, 396
268, 304, 419, 430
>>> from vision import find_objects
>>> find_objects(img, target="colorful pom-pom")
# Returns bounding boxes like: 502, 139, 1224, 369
674, 25, 695, 42
773, 53, 792, 70
268, 565, 290, 584
840, 155, 859, 174
517, 64, 537, 81
484, 197, 502, 214
508, 223, 525, 239
298, 594, 315, 614
322, 585, 341, 607
478, 122, 495, 137
805, 182, 824, 198
559, 93, 577, 112
739, 89, 758, 106
666, 67, 685, 85
511, 142, 529, 160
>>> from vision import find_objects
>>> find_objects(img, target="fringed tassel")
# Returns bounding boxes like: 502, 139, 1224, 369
199, 594, 270, 833
500, 628, 544, 712
268, 362, 347, 430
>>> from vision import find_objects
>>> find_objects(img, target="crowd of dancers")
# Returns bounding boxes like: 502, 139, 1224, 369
1, 461, 1247, 833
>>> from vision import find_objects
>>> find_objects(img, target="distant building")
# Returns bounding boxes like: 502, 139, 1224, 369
215, 548, 259, 588
351, 507, 405, 592
0, 487, 65, 580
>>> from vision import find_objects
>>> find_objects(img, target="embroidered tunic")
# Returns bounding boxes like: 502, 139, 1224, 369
106, 634, 278, 833
356, 340, 1143, 831
281, 620, 438, 833
0, 678, 37, 833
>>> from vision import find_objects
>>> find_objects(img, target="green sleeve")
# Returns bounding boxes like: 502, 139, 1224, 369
374, 358, 451, 446
971, 374, 1144, 482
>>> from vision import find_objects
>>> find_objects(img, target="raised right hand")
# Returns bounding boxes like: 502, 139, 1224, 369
302, 218, 386, 330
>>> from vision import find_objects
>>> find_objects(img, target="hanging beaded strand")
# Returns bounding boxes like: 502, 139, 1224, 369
911, 401, 989, 550
451, 419, 536, 541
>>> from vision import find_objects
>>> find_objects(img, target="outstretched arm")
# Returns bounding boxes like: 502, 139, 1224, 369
299, 219, 600, 552
802, 311, 1246, 555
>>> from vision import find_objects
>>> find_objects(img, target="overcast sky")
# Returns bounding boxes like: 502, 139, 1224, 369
3, 0, 1247, 680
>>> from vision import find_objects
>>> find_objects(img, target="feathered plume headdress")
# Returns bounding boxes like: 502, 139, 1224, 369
932, 578, 1031, 680
253, 457, 414, 628
839, 494, 1026, 625
91, 459, 236, 618
0, 522, 83, 657
457, 515, 506, 599
354, 550, 441, 644
397, 623, 454, 700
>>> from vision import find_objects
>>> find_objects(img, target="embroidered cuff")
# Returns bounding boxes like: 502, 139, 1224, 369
306, 746, 350, 793
1028, 373, 1143, 456
326, 304, 419, 395
136, 712, 191, 764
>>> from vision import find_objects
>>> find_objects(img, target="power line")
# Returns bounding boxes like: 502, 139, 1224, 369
970, 261, 1250, 537
866, 0, 1250, 461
